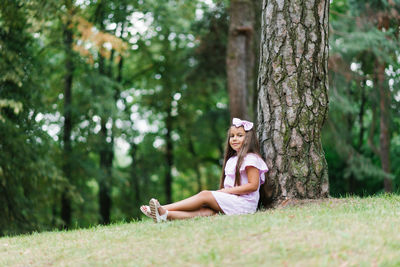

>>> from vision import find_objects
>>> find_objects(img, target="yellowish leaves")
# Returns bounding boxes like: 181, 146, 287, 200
0, 99, 23, 122
73, 16, 128, 64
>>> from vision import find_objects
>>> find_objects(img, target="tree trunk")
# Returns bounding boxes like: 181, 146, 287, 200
99, 118, 113, 225
377, 62, 392, 192
227, 0, 255, 119
253, 0, 263, 122
95, 1, 114, 224
257, 0, 330, 204
188, 135, 203, 192
130, 143, 141, 219
117, 56, 124, 83
357, 79, 366, 151
61, 4, 74, 228
165, 109, 173, 204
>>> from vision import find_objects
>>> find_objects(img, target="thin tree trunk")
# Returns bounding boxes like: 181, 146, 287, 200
117, 56, 124, 83
108, 49, 115, 77
257, 0, 330, 204
253, 0, 263, 122
367, 95, 380, 156
369, 60, 392, 192
160, 29, 175, 204
188, 135, 202, 192
130, 143, 141, 219
96, 2, 114, 224
61, 4, 74, 228
98, 69, 114, 225
165, 109, 173, 204
227, 0, 255, 119
99, 118, 112, 225
357, 79, 366, 151
377, 61, 392, 192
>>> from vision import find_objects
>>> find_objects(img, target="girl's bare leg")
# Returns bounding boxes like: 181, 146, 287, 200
165, 207, 217, 220
161, 190, 222, 213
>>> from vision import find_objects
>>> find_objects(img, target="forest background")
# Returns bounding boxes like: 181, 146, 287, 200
0, 0, 399, 236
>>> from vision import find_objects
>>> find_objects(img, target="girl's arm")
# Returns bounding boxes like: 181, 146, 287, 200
218, 166, 260, 195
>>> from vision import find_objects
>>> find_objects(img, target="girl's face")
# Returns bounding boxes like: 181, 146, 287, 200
229, 126, 246, 152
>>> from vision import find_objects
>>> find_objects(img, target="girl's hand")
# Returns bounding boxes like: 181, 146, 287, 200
217, 167, 260, 196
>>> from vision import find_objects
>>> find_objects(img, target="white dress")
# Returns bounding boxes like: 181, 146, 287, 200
211, 153, 268, 215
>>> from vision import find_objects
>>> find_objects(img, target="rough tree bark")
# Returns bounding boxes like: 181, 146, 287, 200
227, 0, 255, 119
257, 0, 330, 204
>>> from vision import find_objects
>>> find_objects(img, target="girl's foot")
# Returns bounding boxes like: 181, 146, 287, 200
149, 198, 168, 223
140, 205, 152, 218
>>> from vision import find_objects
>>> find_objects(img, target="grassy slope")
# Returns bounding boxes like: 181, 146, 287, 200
1, 195, 400, 267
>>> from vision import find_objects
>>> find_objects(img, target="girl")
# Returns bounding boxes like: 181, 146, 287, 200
140, 118, 268, 223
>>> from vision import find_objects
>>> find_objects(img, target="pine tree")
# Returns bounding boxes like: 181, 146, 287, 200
257, 0, 330, 204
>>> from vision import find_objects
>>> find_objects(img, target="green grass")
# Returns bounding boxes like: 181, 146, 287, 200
1, 195, 400, 266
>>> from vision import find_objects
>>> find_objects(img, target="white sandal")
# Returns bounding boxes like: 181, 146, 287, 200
149, 198, 168, 223
140, 205, 152, 218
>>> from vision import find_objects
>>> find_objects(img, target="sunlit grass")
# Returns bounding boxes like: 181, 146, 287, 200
1, 194, 400, 266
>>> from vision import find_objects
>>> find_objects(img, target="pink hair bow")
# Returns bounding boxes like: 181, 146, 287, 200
232, 118, 253, 131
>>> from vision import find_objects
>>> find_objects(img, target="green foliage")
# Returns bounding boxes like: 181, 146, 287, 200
1, 0, 399, 236
348, 0, 400, 14
326, 0, 400, 196
0, 0, 64, 235
116, 0, 230, 206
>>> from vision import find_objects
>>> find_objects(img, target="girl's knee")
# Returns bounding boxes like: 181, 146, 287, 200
198, 190, 211, 198
198, 190, 207, 196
